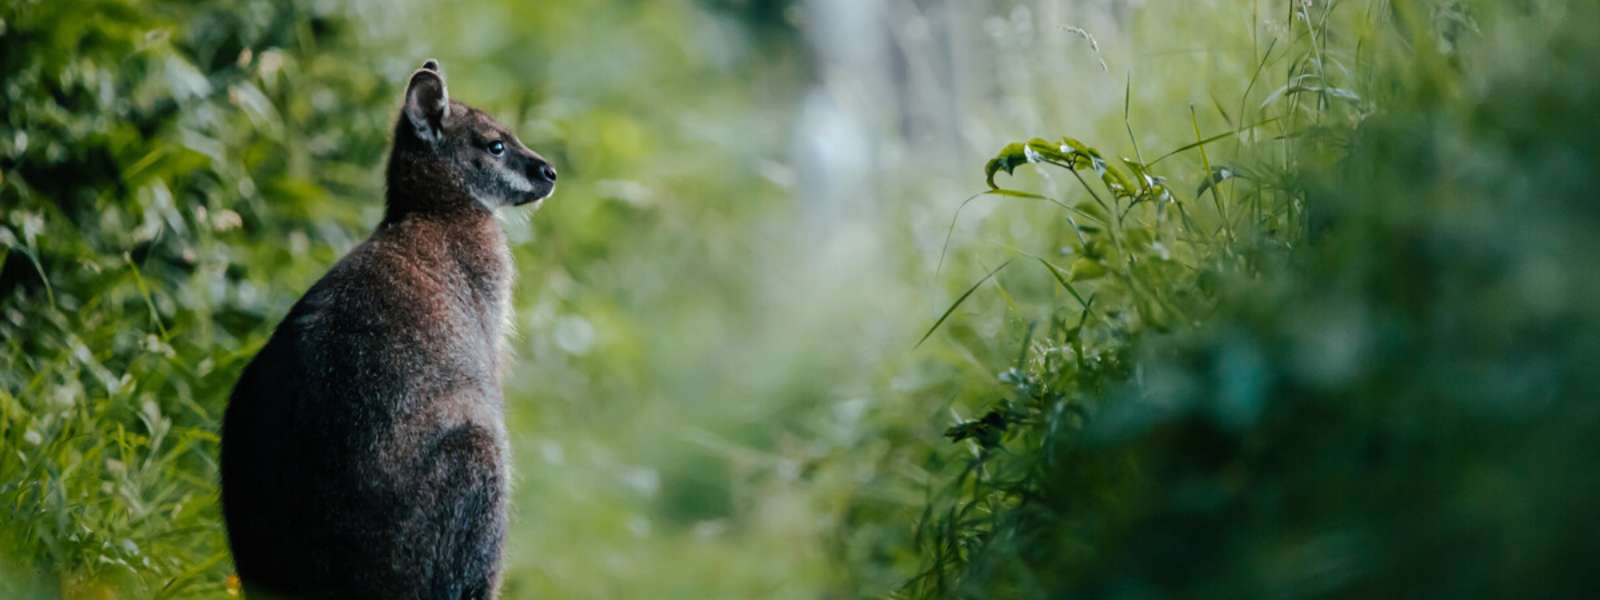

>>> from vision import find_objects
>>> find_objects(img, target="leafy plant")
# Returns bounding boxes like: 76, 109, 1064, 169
890, 2, 1383, 597
0, 0, 392, 595
878, 1, 1600, 599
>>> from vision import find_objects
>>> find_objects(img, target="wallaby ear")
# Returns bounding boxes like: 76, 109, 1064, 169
420, 59, 440, 72
404, 65, 449, 143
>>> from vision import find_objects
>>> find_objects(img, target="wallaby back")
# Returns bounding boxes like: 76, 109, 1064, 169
220, 59, 555, 600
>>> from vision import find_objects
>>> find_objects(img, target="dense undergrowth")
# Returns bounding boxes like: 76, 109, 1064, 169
864, 1, 1600, 598
1, 0, 390, 596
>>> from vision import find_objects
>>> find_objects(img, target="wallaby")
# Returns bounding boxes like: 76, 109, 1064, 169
219, 59, 555, 600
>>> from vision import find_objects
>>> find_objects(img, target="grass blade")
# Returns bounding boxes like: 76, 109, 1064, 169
15, 246, 56, 311
936, 190, 1071, 278
916, 259, 1015, 349
1035, 258, 1089, 308
126, 252, 170, 339
1189, 105, 1229, 234
1148, 118, 1279, 166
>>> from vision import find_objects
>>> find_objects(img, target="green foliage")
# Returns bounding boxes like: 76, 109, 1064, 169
873, 0, 1600, 598
907, 107, 1309, 600
4, 0, 1596, 598
1, 0, 391, 595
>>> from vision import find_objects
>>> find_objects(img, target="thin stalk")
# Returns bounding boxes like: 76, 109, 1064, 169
1189, 105, 1230, 243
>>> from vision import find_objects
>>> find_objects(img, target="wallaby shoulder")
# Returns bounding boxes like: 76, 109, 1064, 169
221, 58, 553, 600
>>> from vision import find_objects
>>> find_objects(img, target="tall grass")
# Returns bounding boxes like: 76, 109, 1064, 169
881, 3, 1362, 595
843, 0, 1600, 597
0, 0, 396, 596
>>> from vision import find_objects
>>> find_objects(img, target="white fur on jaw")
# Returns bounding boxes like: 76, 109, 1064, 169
463, 162, 538, 210
473, 188, 550, 212
496, 163, 535, 193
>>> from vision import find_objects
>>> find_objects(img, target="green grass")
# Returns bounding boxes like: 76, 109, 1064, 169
839, 1, 1600, 598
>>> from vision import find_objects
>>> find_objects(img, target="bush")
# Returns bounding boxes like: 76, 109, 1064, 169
0, 0, 390, 595
870, 1, 1600, 598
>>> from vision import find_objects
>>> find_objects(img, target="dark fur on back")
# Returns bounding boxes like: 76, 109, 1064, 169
220, 60, 554, 600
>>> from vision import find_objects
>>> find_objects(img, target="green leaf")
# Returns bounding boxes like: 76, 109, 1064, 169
1036, 258, 1089, 308
1025, 138, 1073, 163
1060, 136, 1094, 155
1068, 258, 1108, 282
1100, 162, 1136, 198
1121, 158, 1151, 184
986, 138, 1094, 188
985, 143, 1039, 188
1196, 165, 1250, 197
984, 189, 1053, 201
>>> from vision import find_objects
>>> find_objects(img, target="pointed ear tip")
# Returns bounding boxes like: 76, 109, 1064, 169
421, 59, 440, 71
407, 67, 445, 89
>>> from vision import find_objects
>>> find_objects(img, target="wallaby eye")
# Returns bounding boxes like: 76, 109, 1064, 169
487, 140, 506, 156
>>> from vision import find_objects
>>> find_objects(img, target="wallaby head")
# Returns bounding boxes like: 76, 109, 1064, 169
386, 59, 556, 217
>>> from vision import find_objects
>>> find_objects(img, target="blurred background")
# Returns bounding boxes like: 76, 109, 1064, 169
4, 0, 1599, 598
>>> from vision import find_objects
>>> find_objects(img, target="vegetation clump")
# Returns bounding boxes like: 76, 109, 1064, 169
880, 1, 1600, 598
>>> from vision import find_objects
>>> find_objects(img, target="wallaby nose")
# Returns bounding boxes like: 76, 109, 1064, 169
539, 163, 557, 182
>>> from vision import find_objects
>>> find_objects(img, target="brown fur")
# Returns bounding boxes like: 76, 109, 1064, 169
220, 60, 554, 600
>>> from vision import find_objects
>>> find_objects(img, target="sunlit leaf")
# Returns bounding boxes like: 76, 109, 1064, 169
985, 143, 1034, 189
